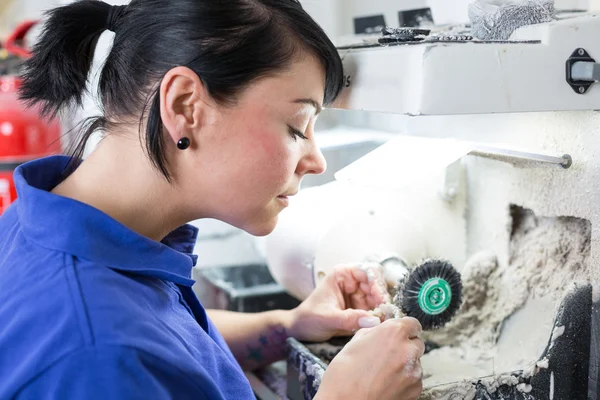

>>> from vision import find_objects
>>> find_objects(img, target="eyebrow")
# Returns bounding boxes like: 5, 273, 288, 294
293, 98, 323, 115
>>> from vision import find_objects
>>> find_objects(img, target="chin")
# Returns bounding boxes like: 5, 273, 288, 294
245, 216, 279, 237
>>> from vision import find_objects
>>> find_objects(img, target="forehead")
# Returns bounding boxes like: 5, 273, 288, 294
241, 55, 326, 105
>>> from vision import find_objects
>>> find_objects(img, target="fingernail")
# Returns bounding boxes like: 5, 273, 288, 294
358, 316, 381, 328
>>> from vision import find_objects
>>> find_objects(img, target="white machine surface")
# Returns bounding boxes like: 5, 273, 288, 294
265, 173, 467, 300
267, 9, 599, 301
334, 12, 600, 115
265, 7, 600, 398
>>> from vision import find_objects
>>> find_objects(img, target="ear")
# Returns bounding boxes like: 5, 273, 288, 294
159, 66, 207, 148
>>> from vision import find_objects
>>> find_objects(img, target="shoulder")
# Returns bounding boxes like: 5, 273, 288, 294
74, 265, 183, 344
17, 345, 217, 400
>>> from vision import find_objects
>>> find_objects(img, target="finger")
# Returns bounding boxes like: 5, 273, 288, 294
368, 282, 388, 307
401, 317, 423, 339
335, 266, 389, 310
349, 330, 365, 340
321, 265, 352, 285
360, 281, 387, 310
361, 271, 388, 303
349, 290, 370, 310
334, 268, 360, 294
336, 309, 380, 332
412, 359, 424, 381
407, 371, 424, 399
412, 337, 426, 358
350, 325, 374, 341
358, 315, 381, 328
357, 286, 382, 310
337, 265, 374, 291
403, 357, 423, 379
400, 343, 424, 383
350, 267, 369, 284
360, 281, 384, 299
359, 282, 371, 294
342, 265, 387, 293
382, 317, 423, 339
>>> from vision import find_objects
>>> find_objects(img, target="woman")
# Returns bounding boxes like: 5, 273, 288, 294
0, 1, 424, 399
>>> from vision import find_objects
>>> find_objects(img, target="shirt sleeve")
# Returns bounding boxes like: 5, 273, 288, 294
17, 345, 215, 400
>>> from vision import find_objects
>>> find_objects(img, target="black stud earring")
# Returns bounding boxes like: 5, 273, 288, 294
177, 137, 191, 150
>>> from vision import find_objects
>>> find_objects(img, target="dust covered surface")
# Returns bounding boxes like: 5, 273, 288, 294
289, 206, 591, 399
468, 0, 556, 41
303, 337, 350, 364
418, 205, 591, 398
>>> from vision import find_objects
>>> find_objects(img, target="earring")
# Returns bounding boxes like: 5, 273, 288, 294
177, 137, 191, 150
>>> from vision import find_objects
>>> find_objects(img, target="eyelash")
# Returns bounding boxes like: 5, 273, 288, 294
288, 126, 308, 141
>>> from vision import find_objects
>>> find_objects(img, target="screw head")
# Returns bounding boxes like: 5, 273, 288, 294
418, 278, 452, 315
578, 48, 585, 56
579, 86, 586, 94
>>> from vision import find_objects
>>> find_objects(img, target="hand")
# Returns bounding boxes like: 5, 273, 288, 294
316, 318, 425, 400
287, 265, 387, 343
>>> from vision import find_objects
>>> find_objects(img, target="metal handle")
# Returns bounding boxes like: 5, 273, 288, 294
469, 146, 572, 169
571, 61, 600, 82
566, 48, 597, 94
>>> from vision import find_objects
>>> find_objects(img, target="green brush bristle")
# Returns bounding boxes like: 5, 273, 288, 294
397, 260, 463, 330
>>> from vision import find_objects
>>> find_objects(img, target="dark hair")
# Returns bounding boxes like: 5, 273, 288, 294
20, 0, 344, 181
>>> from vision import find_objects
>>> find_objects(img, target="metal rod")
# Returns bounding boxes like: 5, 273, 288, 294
469, 146, 572, 169
572, 61, 600, 82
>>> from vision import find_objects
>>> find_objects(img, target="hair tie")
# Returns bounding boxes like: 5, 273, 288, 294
106, 5, 127, 32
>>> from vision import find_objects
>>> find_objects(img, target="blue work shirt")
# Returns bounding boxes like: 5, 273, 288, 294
0, 156, 255, 399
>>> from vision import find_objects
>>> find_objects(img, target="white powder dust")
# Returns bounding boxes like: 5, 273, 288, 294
517, 383, 533, 393
297, 362, 325, 393
418, 384, 476, 400
551, 325, 565, 342
298, 208, 590, 400
417, 208, 591, 398
303, 342, 345, 363
362, 262, 404, 320
469, 0, 556, 41
536, 358, 549, 369
523, 357, 550, 378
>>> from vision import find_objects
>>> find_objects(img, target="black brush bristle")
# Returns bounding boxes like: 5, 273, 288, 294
396, 259, 463, 330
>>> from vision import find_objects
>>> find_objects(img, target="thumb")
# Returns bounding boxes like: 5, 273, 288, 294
336, 309, 381, 332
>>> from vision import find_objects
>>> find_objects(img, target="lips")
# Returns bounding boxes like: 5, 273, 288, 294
276, 196, 290, 207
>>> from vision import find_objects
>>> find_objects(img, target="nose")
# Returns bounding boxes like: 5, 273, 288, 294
297, 141, 327, 176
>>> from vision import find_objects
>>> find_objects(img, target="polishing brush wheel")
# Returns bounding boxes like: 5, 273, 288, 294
399, 260, 463, 330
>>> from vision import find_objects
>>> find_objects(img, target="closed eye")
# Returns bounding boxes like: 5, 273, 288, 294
288, 126, 308, 141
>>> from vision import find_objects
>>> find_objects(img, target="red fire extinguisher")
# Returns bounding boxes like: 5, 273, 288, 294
0, 21, 62, 215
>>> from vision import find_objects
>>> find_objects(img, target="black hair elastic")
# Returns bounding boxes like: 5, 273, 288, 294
177, 138, 191, 150
106, 5, 127, 32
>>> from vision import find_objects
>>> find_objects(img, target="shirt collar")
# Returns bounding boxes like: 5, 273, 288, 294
13, 156, 198, 287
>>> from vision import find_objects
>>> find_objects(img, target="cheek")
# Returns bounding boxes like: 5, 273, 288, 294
212, 107, 296, 199
200, 105, 299, 220
243, 126, 295, 190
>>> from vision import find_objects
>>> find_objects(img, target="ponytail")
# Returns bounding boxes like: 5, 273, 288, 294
19, 1, 113, 118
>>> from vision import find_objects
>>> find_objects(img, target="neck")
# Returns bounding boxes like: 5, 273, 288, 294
52, 133, 194, 242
